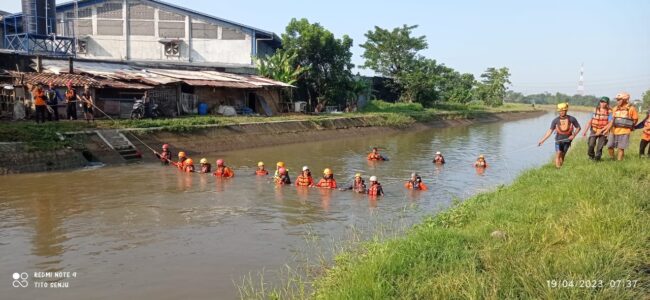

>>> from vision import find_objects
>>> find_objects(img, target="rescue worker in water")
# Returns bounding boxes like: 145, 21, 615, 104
295, 166, 314, 187
183, 158, 195, 173
537, 103, 581, 168
473, 155, 488, 168
174, 152, 188, 170
255, 161, 269, 175
405, 173, 428, 190
199, 158, 211, 174
315, 168, 337, 189
432, 151, 445, 164
154, 144, 172, 165
339, 173, 366, 193
367, 147, 388, 161
275, 167, 291, 185
367, 176, 384, 196
213, 159, 235, 178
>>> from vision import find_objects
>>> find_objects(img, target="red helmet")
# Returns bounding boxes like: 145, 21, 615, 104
216, 159, 224, 166
162, 144, 169, 149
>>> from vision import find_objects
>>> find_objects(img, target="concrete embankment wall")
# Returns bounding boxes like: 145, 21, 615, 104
0, 143, 88, 175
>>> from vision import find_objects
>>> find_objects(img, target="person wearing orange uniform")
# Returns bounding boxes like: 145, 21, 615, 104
339, 173, 366, 193
316, 168, 337, 189
275, 167, 291, 185
175, 152, 187, 170
537, 103, 581, 168
213, 159, 234, 178
366, 176, 384, 196
183, 158, 195, 173
473, 155, 488, 168
64, 81, 78, 120
154, 144, 172, 165
405, 173, 428, 191
582, 97, 612, 161
367, 147, 387, 161
636, 108, 650, 157
295, 166, 314, 187
199, 158, 211, 173
607, 92, 638, 161
255, 161, 269, 175
31, 84, 48, 123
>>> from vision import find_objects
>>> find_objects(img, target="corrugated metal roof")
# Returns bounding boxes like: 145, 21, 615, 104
38, 59, 293, 89
8, 71, 103, 87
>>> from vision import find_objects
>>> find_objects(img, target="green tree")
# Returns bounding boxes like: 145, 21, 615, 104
642, 89, 650, 111
360, 25, 428, 103
254, 51, 307, 86
438, 68, 476, 104
477, 67, 511, 106
281, 18, 354, 109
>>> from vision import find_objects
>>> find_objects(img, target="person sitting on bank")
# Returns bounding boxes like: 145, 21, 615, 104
275, 167, 291, 185
405, 173, 428, 191
213, 159, 234, 178
433, 151, 446, 164
30, 83, 48, 124
64, 81, 78, 120
582, 97, 612, 161
537, 103, 581, 168
153, 144, 172, 165
295, 167, 314, 187
636, 108, 650, 157
79, 85, 94, 123
339, 173, 366, 193
367, 176, 384, 196
316, 168, 338, 189
183, 158, 195, 173
255, 161, 269, 175
607, 92, 638, 161
45, 82, 62, 122
473, 155, 488, 168
367, 147, 388, 161
199, 158, 211, 174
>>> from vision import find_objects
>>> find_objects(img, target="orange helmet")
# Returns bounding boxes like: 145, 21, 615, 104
184, 158, 194, 165
323, 168, 333, 175
178, 151, 186, 158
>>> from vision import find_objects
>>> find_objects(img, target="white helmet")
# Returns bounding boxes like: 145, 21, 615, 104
435, 151, 441, 155
369, 176, 377, 182
302, 166, 309, 171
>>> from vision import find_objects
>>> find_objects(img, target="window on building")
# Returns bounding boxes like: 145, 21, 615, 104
97, 2, 123, 19
159, 10, 184, 21
221, 27, 245, 40
191, 22, 218, 39
97, 20, 123, 36
129, 3, 154, 20
130, 20, 154, 36
159, 22, 185, 38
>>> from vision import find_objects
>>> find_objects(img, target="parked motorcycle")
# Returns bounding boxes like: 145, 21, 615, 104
130, 99, 160, 119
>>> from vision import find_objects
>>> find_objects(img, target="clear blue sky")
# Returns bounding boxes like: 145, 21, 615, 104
3, 0, 649, 99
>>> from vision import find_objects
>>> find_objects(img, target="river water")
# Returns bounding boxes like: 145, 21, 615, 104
0, 111, 590, 299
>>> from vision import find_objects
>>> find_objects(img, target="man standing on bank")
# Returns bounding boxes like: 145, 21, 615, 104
582, 97, 612, 161
607, 92, 638, 161
538, 103, 581, 168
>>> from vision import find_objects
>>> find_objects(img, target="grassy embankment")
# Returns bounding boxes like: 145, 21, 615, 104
0, 101, 537, 151
310, 135, 649, 299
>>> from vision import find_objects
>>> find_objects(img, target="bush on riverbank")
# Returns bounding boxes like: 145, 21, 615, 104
311, 136, 650, 299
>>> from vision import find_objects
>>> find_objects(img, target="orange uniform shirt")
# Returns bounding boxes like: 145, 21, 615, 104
611, 105, 638, 136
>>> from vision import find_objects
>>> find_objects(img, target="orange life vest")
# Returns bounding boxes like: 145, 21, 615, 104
65, 89, 76, 103
475, 160, 488, 168
33, 89, 47, 106
296, 175, 313, 187
643, 119, 650, 141
177, 158, 186, 170
405, 181, 428, 191
367, 183, 382, 196
316, 178, 337, 189
367, 153, 383, 161
255, 169, 269, 176
612, 106, 635, 129
353, 179, 366, 192
555, 117, 574, 135
590, 108, 611, 130
214, 166, 234, 178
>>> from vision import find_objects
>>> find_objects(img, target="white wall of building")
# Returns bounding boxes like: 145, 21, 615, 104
57, 0, 254, 65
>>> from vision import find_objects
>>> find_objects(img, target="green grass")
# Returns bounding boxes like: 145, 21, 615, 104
310, 136, 650, 299
0, 102, 536, 151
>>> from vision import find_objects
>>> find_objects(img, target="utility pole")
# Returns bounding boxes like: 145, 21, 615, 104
577, 63, 585, 96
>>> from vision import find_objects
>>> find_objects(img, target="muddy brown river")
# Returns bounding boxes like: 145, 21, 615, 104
0, 112, 589, 299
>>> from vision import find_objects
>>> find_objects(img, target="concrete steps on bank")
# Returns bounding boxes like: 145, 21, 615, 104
96, 130, 142, 162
